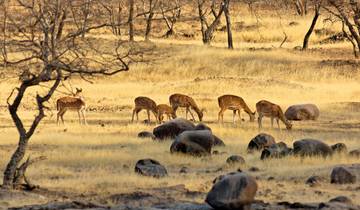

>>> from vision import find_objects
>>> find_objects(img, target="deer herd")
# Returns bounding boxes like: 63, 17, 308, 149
55, 90, 295, 130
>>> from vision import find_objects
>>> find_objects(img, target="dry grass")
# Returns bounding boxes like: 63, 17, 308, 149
0, 8, 360, 208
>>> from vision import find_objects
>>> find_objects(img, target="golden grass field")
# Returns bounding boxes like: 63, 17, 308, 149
0, 8, 360, 208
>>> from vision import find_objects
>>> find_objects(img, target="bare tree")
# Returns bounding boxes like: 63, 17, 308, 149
129, 0, 135, 41
223, 0, 233, 49
197, 0, 224, 45
295, 0, 308, 15
326, 0, 360, 58
303, 1, 321, 50
159, 0, 181, 37
141, 0, 159, 41
101, 0, 125, 36
0, 0, 146, 189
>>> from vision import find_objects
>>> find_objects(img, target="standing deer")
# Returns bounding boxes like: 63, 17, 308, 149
156, 104, 177, 123
169, 93, 204, 122
256, 100, 292, 130
56, 88, 87, 125
218, 95, 255, 123
131, 96, 158, 123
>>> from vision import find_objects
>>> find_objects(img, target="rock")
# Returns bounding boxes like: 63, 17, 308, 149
153, 118, 195, 140
331, 167, 357, 184
213, 135, 226, 147
260, 142, 292, 160
195, 123, 212, 131
247, 133, 276, 152
349, 149, 360, 157
205, 172, 258, 210
249, 167, 260, 172
179, 167, 188, 174
331, 166, 356, 184
135, 159, 168, 178
226, 155, 245, 165
285, 104, 320, 121
138, 131, 156, 140
293, 139, 333, 157
305, 175, 322, 187
331, 143, 347, 153
329, 196, 353, 204
170, 130, 214, 156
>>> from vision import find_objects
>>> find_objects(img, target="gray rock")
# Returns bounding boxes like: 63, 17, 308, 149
331, 143, 347, 153
135, 159, 168, 178
293, 139, 333, 157
285, 104, 320, 121
329, 196, 352, 204
205, 172, 258, 210
153, 118, 195, 140
247, 133, 276, 152
260, 142, 292, 160
226, 155, 245, 165
195, 123, 212, 131
213, 135, 226, 147
330, 166, 356, 184
305, 175, 322, 187
138, 131, 156, 140
349, 149, 360, 158
170, 130, 214, 156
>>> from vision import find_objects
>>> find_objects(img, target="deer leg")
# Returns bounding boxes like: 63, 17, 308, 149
271, 117, 274, 128
57, 111, 61, 125
77, 110, 82, 124
258, 114, 263, 130
232, 110, 236, 124
136, 108, 141, 122
276, 118, 280, 130
188, 107, 196, 122
218, 109, 224, 123
152, 110, 158, 123
131, 108, 137, 123
82, 109, 87, 125
60, 109, 66, 125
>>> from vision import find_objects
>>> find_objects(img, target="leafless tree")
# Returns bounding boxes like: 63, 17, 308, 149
325, 0, 360, 58
0, 0, 147, 189
303, 1, 322, 50
100, 0, 125, 37
159, 0, 181, 37
223, 0, 233, 49
129, 0, 135, 41
141, 0, 160, 41
295, 0, 308, 15
197, 0, 224, 45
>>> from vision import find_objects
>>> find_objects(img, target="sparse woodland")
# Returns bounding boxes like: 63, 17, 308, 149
0, 0, 359, 209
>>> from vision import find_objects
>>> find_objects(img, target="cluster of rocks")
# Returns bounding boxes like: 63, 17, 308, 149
247, 133, 355, 160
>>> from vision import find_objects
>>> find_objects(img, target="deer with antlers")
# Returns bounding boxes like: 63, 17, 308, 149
56, 88, 87, 125
169, 93, 204, 122
132, 96, 158, 123
256, 100, 292, 130
218, 95, 255, 124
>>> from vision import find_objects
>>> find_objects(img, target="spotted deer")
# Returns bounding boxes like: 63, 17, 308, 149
156, 104, 176, 123
256, 100, 292, 130
131, 96, 158, 123
218, 94, 256, 123
169, 93, 204, 122
56, 88, 87, 125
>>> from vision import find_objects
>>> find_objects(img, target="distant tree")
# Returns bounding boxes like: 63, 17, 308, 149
141, 0, 160, 41
159, 0, 181, 37
129, 0, 135, 41
302, 1, 322, 50
0, 0, 146, 189
325, 0, 360, 58
223, 0, 233, 49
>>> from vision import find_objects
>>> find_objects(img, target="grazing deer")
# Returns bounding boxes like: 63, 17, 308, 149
57, 88, 87, 125
131, 96, 158, 123
169, 93, 204, 122
256, 100, 292, 130
156, 104, 177, 123
218, 94, 256, 123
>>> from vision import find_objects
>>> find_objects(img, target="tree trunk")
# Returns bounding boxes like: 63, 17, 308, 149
128, 0, 134, 41
145, 12, 154, 41
302, 5, 320, 50
223, 0, 233, 49
2, 136, 28, 188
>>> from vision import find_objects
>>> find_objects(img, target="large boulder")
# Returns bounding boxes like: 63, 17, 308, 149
153, 118, 195, 140
170, 130, 214, 156
293, 139, 333, 157
226, 155, 245, 165
285, 104, 320, 121
205, 172, 258, 210
247, 133, 276, 152
213, 135, 226, 147
134, 159, 168, 178
260, 142, 292, 160
349, 149, 360, 158
331, 143, 347, 153
330, 166, 356, 184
